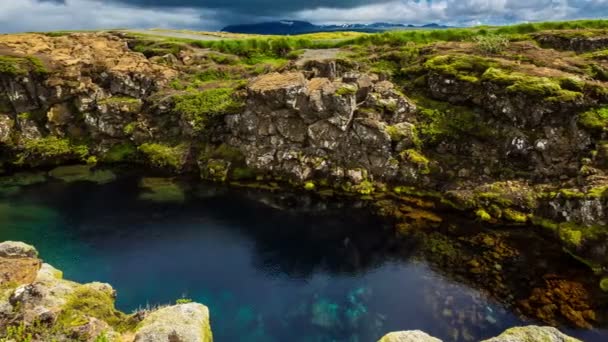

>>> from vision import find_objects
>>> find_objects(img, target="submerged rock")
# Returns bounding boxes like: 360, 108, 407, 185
48, 165, 117, 184
135, 303, 213, 342
138, 177, 186, 203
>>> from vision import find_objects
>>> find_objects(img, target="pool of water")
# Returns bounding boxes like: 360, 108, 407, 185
0, 172, 606, 341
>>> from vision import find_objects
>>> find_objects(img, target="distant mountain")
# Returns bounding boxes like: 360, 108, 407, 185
221, 20, 450, 35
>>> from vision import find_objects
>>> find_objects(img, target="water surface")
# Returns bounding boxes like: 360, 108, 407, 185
0, 172, 606, 341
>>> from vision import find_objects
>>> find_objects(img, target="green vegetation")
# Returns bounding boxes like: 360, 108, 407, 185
138, 143, 187, 170
16, 137, 88, 166
103, 143, 138, 163
482, 68, 583, 100
0, 56, 47, 76
424, 54, 497, 83
578, 106, 608, 132
476, 209, 492, 222
600, 277, 608, 292
57, 285, 130, 331
174, 87, 244, 132
176, 298, 193, 304
473, 35, 510, 54
139, 177, 185, 203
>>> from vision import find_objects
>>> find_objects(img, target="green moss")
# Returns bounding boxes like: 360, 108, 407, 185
304, 181, 316, 191
57, 284, 130, 332
482, 67, 581, 99
138, 143, 186, 170
588, 185, 608, 199
400, 149, 430, 174
559, 188, 586, 199
503, 208, 528, 223
476, 209, 492, 222
424, 54, 497, 83
16, 137, 88, 166
231, 167, 256, 181
173, 88, 244, 132
335, 85, 357, 96
600, 277, 608, 292
103, 143, 137, 163
578, 106, 608, 132
353, 180, 375, 195
0, 56, 47, 76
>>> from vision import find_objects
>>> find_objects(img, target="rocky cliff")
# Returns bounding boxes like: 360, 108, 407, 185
0, 29, 607, 329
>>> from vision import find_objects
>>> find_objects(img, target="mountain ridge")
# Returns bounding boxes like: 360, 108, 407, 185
221, 20, 450, 35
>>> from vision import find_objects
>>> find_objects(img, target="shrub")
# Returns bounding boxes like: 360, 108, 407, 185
473, 35, 510, 54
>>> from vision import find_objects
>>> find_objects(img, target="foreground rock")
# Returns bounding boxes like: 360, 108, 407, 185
379, 326, 581, 342
135, 303, 212, 342
0, 241, 213, 342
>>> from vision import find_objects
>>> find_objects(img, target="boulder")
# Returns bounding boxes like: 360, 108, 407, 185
135, 303, 213, 342
481, 326, 582, 342
0, 241, 38, 258
378, 330, 442, 342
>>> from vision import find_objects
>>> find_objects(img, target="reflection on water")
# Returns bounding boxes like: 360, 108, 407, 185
0, 171, 606, 342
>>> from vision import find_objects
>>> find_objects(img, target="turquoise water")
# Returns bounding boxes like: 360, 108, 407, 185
0, 172, 606, 341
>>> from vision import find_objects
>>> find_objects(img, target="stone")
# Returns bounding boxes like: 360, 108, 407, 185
0, 241, 38, 258
481, 326, 582, 342
378, 330, 442, 342
0, 114, 14, 144
135, 303, 213, 342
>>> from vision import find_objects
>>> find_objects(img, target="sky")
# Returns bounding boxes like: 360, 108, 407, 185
0, 0, 607, 33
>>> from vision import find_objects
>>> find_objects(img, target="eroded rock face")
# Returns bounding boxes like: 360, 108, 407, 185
534, 31, 608, 53
225, 71, 418, 183
135, 303, 213, 342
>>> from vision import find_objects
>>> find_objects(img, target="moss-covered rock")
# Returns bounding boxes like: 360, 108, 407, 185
48, 165, 116, 184
134, 303, 213, 342
139, 177, 186, 203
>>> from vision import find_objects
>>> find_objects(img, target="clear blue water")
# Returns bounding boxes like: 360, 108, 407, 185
0, 173, 606, 341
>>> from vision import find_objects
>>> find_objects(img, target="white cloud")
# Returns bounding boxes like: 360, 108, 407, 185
0, 0, 216, 33
292, 0, 608, 26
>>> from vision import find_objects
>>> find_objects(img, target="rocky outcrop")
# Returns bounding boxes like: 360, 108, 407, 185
0, 241, 213, 342
534, 31, 608, 52
378, 326, 581, 342
224, 71, 419, 185
135, 303, 212, 342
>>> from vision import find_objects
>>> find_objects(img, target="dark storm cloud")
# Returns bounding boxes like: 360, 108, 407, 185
1, 0, 607, 33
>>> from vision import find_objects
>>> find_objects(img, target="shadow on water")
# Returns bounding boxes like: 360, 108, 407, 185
0, 171, 607, 341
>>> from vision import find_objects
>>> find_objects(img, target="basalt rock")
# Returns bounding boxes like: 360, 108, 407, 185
225, 71, 418, 183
